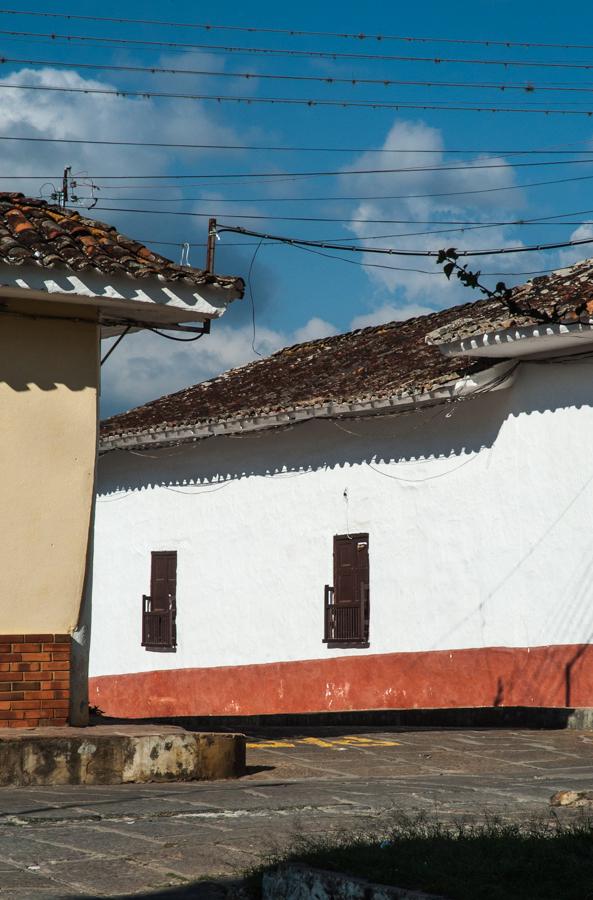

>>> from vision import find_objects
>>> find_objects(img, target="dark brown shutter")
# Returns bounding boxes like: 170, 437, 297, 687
324, 534, 369, 643
142, 551, 177, 650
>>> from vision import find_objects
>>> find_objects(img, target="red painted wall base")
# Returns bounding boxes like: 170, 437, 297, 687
89, 643, 593, 719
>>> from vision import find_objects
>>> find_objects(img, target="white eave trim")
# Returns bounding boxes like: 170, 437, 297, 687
99, 360, 516, 453
0, 262, 243, 330
437, 320, 593, 359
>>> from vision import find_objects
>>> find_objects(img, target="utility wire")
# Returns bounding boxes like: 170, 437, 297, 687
21, 158, 593, 180
286, 242, 569, 277
134, 236, 566, 275
71, 172, 593, 202
5, 157, 592, 185
4, 10, 593, 51
8, 29, 593, 70
147, 326, 206, 342
7, 55, 593, 95
215, 223, 593, 257
82, 205, 593, 226
88, 172, 593, 201
0, 133, 591, 156
5, 81, 593, 113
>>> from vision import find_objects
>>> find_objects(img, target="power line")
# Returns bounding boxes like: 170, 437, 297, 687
0, 133, 593, 155
7, 80, 593, 113
128, 234, 580, 276
87, 172, 593, 201
286, 242, 569, 277
6, 157, 593, 186
215, 223, 593, 257
27, 158, 593, 180
7, 29, 593, 71
7, 55, 593, 95
68, 171, 593, 201
79, 204, 593, 227
4, 9, 593, 52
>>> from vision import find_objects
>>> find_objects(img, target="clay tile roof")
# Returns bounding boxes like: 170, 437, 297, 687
0, 193, 244, 292
426, 256, 593, 346
100, 298, 497, 442
101, 254, 593, 445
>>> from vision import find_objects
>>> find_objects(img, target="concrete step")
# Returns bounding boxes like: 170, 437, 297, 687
0, 724, 245, 785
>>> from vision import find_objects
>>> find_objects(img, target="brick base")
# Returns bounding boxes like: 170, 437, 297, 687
0, 634, 70, 728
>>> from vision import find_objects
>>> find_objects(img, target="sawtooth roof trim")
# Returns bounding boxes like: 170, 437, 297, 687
0, 193, 244, 293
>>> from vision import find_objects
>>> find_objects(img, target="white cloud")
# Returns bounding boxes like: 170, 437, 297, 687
350, 303, 436, 330
557, 223, 593, 269
340, 118, 525, 302
292, 317, 338, 343
0, 66, 242, 200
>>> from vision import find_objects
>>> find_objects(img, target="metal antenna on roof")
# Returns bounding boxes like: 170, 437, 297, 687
205, 217, 218, 273
61, 166, 71, 208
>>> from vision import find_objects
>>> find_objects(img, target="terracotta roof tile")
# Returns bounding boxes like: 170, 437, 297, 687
426, 256, 593, 345
100, 299, 496, 442
0, 193, 244, 293
101, 254, 593, 444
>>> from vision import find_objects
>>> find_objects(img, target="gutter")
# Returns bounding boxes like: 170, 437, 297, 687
99, 360, 516, 454
434, 320, 593, 360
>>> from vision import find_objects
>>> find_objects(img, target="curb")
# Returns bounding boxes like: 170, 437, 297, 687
262, 864, 447, 899
0, 726, 245, 785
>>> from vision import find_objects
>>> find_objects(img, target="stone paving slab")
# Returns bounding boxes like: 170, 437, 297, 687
0, 727, 591, 897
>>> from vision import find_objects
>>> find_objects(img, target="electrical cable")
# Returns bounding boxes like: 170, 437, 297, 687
8, 55, 593, 95
1, 133, 593, 155
81, 204, 593, 227
82, 172, 593, 201
71, 171, 593, 204
100, 324, 131, 365
216, 223, 593, 257
147, 326, 206, 342
247, 239, 265, 358
6, 80, 593, 113
4, 9, 593, 52
8, 28, 593, 71
15, 157, 593, 180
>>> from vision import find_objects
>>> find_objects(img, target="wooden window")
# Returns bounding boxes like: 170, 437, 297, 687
142, 551, 177, 651
323, 534, 369, 644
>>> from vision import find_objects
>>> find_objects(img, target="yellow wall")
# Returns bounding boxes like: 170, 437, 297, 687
0, 310, 98, 633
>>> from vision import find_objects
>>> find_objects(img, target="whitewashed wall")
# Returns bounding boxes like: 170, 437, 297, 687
90, 358, 593, 679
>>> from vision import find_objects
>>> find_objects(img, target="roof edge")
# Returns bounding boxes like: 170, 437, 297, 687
99, 360, 516, 454
431, 320, 593, 360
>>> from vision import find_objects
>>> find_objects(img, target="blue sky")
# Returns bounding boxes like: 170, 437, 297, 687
3, 0, 593, 414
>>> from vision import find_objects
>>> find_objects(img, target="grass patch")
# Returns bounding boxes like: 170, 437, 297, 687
244, 815, 593, 899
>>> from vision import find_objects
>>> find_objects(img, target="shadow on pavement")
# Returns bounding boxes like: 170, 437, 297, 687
64, 879, 248, 899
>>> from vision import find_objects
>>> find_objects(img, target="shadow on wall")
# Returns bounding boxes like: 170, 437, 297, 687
0, 312, 98, 392
98, 358, 593, 494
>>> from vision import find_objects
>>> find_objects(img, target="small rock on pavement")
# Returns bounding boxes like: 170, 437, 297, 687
550, 790, 593, 807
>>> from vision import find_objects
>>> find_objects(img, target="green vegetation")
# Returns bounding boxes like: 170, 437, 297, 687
245, 816, 593, 899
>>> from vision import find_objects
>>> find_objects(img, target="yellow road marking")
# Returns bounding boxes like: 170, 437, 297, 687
296, 737, 338, 748
247, 735, 400, 750
246, 740, 296, 749
333, 736, 400, 747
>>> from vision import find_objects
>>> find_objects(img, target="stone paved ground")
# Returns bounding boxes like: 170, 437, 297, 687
0, 727, 592, 898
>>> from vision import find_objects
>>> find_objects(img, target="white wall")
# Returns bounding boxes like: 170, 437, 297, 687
90, 358, 593, 679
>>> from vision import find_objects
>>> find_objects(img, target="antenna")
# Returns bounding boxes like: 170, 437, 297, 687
206, 217, 217, 273
62, 165, 71, 207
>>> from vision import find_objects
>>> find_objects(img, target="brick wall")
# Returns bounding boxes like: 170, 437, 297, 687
0, 634, 70, 728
